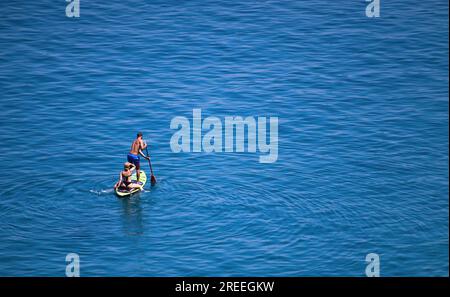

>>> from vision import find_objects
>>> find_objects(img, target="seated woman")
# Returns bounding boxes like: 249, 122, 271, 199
114, 162, 143, 191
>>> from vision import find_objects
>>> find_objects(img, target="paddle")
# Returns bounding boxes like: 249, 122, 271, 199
145, 146, 157, 185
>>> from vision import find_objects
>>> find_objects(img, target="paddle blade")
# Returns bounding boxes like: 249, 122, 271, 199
151, 175, 157, 185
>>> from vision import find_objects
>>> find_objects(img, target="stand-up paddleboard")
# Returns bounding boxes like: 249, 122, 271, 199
115, 170, 147, 198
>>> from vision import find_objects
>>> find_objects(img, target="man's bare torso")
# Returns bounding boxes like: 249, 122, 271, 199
130, 139, 142, 155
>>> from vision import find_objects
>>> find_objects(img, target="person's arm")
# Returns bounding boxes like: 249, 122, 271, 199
138, 149, 147, 158
129, 164, 136, 172
114, 173, 123, 189
140, 139, 148, 150
139, 139, 149, 159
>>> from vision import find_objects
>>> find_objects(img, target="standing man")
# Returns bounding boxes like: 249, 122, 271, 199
128, 132, 149, 182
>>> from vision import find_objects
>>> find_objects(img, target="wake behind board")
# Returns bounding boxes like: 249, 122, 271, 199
115, 170, 147, 198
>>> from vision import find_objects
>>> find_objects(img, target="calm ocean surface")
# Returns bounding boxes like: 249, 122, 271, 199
0, 0, 448, 276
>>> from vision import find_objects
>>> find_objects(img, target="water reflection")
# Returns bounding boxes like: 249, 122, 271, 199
120, 195, 144, 236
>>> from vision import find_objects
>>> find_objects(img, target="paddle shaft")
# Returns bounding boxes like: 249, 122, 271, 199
145, 147, 156, 184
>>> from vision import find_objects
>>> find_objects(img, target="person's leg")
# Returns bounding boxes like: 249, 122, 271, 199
135, 158, 141, 181
116, 182, 126, 191
128, 153, 140, 181
129, 183, 143, 191
116, 181, 126, 190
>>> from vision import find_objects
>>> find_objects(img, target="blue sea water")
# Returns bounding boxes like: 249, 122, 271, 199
0, 0, 448, 276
